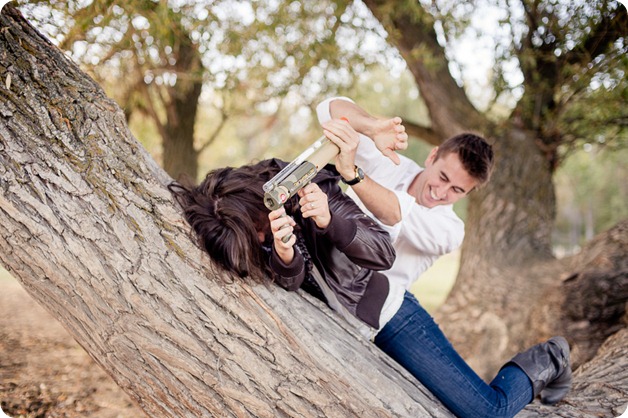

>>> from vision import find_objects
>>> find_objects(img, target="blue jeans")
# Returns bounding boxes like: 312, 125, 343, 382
374, 292, 533, 418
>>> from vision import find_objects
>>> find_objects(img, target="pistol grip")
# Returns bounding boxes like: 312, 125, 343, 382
279, 213, 293, 243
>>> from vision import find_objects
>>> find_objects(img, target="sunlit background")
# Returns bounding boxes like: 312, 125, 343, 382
5, 0, 627, 310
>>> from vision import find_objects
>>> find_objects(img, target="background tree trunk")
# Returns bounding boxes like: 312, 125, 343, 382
1, 5, 627, 417
161, 28, 203, 180
526, 220, 628, 369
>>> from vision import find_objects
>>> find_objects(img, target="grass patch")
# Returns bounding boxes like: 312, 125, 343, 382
0, 266, 15, 281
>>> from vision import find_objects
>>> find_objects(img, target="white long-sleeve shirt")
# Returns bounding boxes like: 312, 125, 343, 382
317, 97, 465, 291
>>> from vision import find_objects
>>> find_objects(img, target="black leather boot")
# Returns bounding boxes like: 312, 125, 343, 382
509, 336, 572, 405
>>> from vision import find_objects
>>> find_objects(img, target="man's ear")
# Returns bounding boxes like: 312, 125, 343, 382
425, 147, 439, 166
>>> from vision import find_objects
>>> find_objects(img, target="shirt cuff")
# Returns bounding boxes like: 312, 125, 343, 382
316, 96, 355, 125
383, 190, 416, 242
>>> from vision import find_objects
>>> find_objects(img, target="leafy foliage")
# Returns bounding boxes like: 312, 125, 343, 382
18, 0, 406, 178
15, 0, 627, 243
502, 0, 626, 164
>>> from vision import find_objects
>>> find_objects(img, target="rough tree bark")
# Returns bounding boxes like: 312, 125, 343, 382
1, 5, 627, 417
0, 5, 449, 417
362, 0, 627, 381
527, 220, 628, 369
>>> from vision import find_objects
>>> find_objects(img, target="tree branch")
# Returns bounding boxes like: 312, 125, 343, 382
133, 59, 168, 141
361, 0, 485, 138
403, 121, 441, 146
196, 108, 229, 154
564, 4, 628, 66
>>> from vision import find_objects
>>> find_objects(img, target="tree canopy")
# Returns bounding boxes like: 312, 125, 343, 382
18, 0, 403, 178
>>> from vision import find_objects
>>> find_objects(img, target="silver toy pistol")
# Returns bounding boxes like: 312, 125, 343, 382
263, 135, 340, 211
264, 126, 344, 242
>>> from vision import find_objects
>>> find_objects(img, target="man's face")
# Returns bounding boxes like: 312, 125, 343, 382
412, 148, 478, 208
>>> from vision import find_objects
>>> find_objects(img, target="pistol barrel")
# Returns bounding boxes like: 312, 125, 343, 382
264, 161, 317, 210
264, 138, 340, 210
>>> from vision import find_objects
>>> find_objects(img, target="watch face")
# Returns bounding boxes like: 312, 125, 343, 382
342, 166, 364, 185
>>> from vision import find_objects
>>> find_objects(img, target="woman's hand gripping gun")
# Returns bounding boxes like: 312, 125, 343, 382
263, 124, 344, 242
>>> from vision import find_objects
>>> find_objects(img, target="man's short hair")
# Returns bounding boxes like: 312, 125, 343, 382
435, 133, 494, 187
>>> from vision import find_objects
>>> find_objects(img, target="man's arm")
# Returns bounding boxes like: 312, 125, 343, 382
322, 99, 407, 226
328, 99, 408, 164
317, 172, 396, 270
349, 175, 402, 226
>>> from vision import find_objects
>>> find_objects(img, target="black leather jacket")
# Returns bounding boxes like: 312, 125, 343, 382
268, 161, 396, 329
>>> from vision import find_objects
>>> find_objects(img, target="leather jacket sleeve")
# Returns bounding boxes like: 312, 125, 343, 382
266, 160, 395, 294
318, 178, 396, 271
269, 245, 306, 291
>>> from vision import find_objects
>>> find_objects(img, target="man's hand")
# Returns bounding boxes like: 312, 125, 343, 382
327, 98, 408, 165
321, 119, 360, 182
370, 116, 408, 165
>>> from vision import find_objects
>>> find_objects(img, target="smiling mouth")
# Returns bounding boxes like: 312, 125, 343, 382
430, 188, 441, 201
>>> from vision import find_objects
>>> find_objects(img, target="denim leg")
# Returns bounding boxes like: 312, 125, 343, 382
374, 292, 533, 418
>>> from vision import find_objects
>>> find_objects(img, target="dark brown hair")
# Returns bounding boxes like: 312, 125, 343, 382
435, 133, 495, 187
169, 160, 282, 280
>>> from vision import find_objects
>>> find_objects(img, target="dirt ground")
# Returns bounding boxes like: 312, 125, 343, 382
0, 278, 144, 418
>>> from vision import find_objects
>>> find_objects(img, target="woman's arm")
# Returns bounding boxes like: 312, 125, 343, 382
269, 246, 306, 291
316, 175, 396, 271
268, 207, 305, 291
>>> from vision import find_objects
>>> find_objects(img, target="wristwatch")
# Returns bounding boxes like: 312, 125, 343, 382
341, 165, 365, 186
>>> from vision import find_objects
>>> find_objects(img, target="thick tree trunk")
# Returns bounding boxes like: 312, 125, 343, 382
462, 126, 556, 265
0, 6, 449, 417
2, 5, 627, 417
526, 220, 628, 370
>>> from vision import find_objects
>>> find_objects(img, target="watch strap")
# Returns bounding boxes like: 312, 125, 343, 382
341, 165, 364, 186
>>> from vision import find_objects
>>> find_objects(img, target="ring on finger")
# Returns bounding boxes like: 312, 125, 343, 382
310, 203, 315, 209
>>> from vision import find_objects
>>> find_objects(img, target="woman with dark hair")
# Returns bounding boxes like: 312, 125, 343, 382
170, 120, 571, 418
170, 156, 396, 331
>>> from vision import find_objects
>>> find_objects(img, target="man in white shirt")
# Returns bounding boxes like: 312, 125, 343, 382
310, 98, 572, 412
316, 96, 494, 291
